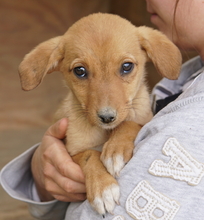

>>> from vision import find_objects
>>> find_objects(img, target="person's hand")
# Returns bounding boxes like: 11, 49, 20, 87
31, 118, 86, 202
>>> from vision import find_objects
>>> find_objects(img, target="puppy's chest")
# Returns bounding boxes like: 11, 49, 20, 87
65, 118, 109, 156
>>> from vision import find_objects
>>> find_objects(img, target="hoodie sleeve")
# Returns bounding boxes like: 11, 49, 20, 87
0, 144, 68, 220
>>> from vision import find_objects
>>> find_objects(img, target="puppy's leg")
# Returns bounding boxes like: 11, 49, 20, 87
72, 150, 120, 215
101, 121, 141, 177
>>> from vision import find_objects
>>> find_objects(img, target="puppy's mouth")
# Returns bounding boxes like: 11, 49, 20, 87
98, 120, 118, 130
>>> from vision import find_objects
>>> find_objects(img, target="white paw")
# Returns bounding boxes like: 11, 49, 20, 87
92, 184, 120, 215
102, 154, 125, 177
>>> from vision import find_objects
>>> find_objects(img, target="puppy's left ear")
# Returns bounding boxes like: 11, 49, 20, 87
138, 26, 182, 80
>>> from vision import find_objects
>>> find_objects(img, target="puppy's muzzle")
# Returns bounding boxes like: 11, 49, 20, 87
98, 107, 117, 124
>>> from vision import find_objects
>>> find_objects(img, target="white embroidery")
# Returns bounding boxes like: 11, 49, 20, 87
149, 138, 204, 185
126, 180, 180, 220
112, 215, 125, 220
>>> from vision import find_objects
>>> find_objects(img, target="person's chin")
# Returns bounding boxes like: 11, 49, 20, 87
150, 13, 159, 23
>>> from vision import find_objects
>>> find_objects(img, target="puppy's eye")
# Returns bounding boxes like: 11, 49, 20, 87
120, 62, 134, 75
73, 66, 87, 78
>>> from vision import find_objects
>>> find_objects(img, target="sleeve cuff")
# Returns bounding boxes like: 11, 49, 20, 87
0, 143, 58, 205
0, 144, 69, 219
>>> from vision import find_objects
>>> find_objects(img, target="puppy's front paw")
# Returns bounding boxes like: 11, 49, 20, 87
87, 174, 120, 215
101, 154, 125, 177
92, 183, 120, 215
101, 140, 134, 177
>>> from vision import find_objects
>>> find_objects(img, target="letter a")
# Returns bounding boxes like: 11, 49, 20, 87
149, 138, 204, 185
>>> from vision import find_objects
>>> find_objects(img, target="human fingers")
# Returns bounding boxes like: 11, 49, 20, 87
45, 142, 85, 184
40, 117, 85, 183
44, 163, 86, 202
45, 118, 68, 140
53, 193, 87, 203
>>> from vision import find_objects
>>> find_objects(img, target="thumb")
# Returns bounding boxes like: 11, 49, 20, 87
46, 118, 68, 140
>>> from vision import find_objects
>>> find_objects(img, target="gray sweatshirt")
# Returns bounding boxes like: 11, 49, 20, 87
1, 56, 204, 220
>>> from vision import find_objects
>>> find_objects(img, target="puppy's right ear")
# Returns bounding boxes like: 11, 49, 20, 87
19, 36, 63, 91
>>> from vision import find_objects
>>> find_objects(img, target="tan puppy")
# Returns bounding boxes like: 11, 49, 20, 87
18, 13, 182, 216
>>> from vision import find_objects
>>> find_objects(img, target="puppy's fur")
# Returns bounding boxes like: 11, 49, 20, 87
19, 13, 182, 215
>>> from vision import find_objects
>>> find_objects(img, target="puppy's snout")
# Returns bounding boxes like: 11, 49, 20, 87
98, 107, 117, 124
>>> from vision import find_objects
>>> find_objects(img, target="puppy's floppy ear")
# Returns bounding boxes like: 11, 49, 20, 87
19, 36, 63, 91
138, 26, 182, 80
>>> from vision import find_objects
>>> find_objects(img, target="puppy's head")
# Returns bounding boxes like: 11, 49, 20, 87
19, 13, 182, 129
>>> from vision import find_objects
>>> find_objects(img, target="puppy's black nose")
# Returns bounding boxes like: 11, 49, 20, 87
99, 115, 116, 124
98, 107, 116, 124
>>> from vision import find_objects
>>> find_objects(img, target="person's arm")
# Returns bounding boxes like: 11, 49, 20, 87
31, 118, 86, 203
0, 118, 86, 220
0, 143, 69, 220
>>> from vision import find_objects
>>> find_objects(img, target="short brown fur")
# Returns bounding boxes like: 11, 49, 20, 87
18, 13, 182, 215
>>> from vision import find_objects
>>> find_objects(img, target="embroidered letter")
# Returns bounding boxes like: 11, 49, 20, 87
126, 180, 180, 220
149, 138, 204, 185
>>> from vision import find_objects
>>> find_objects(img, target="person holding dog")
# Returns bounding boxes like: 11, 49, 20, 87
1, 0, 204, 219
